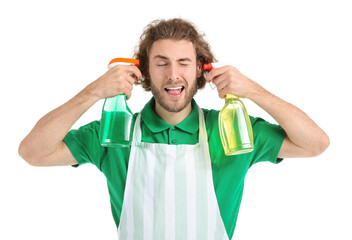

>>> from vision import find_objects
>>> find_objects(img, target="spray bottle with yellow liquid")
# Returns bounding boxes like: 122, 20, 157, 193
203, 63, 254, 155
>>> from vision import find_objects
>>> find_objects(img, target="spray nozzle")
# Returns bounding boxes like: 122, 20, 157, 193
203, 63, 216, 89
203, 63, 214, 71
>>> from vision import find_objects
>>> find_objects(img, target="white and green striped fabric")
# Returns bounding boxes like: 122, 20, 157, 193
117, 108, 229, 240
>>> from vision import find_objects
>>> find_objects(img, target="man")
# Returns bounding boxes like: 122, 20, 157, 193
19, 18, 329, 239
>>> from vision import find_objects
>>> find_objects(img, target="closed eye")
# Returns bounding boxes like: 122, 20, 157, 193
179, 62, 191, 67
157, 62, 168, 66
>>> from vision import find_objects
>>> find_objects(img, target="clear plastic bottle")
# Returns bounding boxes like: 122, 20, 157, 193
219, 94, 254, 155
99, 58, 139, 147
203, 63, 254, 155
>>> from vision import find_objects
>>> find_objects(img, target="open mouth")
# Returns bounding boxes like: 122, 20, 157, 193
165, 86, 185, 97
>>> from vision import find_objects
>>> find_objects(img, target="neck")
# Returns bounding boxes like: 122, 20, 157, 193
154, 102, 192, 125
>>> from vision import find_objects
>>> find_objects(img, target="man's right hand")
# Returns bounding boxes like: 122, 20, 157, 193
84, 65, 142, 100
19, 64, 142, 167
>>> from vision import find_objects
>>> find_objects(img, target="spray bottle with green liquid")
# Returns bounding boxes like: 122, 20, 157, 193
99, 58, 140, 147
203, 63, 254, 155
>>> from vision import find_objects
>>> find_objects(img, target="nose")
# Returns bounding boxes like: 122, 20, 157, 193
167, 62, 180, 80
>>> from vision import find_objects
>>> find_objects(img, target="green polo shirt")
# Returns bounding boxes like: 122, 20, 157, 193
64, 97, 286, 239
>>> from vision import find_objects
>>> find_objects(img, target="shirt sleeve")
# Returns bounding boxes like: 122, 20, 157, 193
63, 120, 105, 170
249, 116, 287, 166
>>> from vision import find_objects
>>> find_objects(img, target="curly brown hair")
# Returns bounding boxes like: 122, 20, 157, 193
133, 18, 217, 91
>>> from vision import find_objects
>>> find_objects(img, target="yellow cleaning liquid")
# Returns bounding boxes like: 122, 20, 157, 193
219, 94, 254, 155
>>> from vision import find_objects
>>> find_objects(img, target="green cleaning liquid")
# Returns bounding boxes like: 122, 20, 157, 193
99, 58, 139, 147
100, 95, 133, 147
219, 94, 254, 155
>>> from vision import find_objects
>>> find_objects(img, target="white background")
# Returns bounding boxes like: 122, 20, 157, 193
1, 0, 351, 239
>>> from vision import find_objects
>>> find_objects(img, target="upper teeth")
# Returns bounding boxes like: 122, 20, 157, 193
166, 87, 183, 90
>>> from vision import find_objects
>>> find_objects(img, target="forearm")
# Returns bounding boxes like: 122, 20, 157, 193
19, 89, 99, 162
206, 65, 329, 157
248, 84, 329, 156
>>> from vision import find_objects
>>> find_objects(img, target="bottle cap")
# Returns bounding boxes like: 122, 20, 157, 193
203, 63, 214, 71
108, 58, 140, 67
224, 94, 239, 99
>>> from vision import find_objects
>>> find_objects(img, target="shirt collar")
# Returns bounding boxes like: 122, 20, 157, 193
140, 98, 199, 134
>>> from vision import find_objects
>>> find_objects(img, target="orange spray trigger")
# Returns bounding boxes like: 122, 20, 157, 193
108, 58, 140, 68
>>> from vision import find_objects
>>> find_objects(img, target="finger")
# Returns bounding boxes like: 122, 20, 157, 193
206, 66, 229, 82
116, 81, 133, 99
126, 74, 137, 85
125, 65, 142, 80
123, 77, 134, 92
125, 86, 133, 100
211, 72, 228, 86
108, 65, 141, 81
217, 87, 228, 99
215, 76, 228, 92
217, 83, 232, 99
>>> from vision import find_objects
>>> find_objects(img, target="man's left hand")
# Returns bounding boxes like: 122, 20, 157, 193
204, 65, 259, 99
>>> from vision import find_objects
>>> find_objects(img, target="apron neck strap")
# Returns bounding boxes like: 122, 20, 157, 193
197, 106, 208, 144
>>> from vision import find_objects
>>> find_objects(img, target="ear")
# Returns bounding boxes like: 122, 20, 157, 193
196, 60, 203, 78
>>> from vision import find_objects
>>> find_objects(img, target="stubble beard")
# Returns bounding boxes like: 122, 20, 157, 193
150, 78, 198, 113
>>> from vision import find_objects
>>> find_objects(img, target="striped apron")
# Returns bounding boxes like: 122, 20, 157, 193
117, 107, 229, 240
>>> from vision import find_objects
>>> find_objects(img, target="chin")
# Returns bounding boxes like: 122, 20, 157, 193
159, 99, 190, 113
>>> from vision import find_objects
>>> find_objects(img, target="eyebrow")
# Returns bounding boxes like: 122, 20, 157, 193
153, 55, 192, 62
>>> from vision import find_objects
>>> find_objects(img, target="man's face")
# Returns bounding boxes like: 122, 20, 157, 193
148, 39, 201, 113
